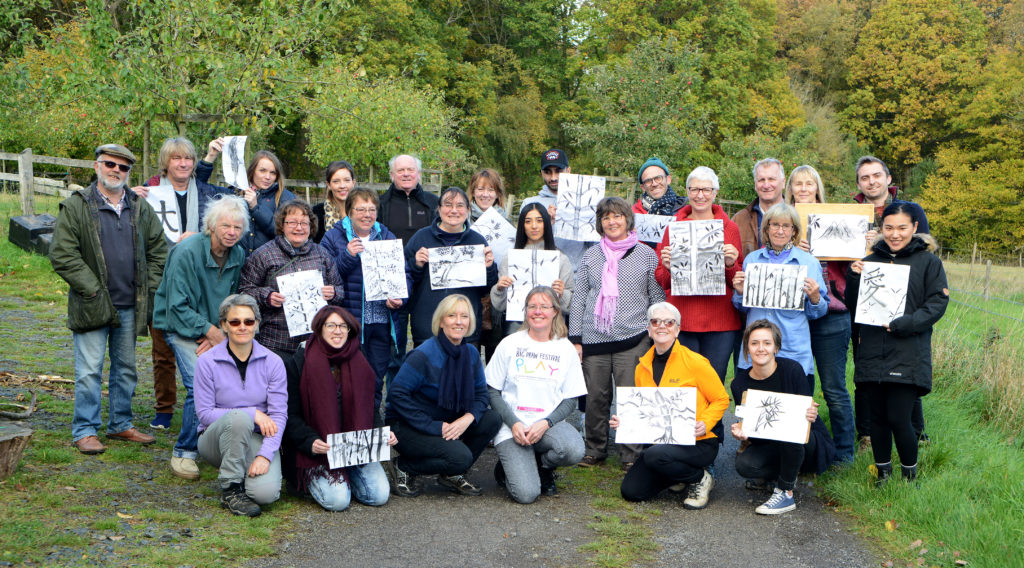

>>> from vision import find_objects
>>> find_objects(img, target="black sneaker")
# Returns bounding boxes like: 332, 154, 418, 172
538, 467, 557, 496
221, 484, 261, 517
385, 460, 422, 497
438, 474, 482, 496
494, 462, 506, 489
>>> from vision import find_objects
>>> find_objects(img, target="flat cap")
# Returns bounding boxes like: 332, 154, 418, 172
94, 144, 137, 165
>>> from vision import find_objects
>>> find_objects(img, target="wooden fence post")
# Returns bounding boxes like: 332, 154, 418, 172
18, 148, 35, 216
970, 242, 977, 278
984, 260, 992, 301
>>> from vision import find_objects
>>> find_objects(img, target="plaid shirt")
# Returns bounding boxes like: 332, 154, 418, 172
239, 236, 344, 353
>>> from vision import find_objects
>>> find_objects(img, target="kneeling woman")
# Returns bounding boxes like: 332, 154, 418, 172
613, 302, 730, 509
386, 295, 502, 497
486, 286, 587, 503
283, 306, 396, 511
195, 294, 287, 517
730, 320, 835, 515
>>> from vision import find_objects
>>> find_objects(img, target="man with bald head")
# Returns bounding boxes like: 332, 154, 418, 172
378, 154, 439, 243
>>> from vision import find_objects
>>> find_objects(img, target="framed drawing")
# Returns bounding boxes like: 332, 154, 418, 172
794, 203, 873, 260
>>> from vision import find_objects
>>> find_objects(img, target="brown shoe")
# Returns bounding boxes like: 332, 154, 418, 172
107, 427, 156, 445
74, 435, 107, 455
577, 455, 604, 467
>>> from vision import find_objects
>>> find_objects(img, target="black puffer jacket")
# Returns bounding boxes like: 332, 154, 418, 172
846, 235, 949, 394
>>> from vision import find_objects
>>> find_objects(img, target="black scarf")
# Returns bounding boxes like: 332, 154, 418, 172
641, 186, 687, 216
435, 332, 476, 414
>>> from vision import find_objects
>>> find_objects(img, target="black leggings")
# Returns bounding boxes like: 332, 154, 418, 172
390, 411, 502, 476
734, 438, 816, 491
862, 382, 918, 467
620, 439, 719, 502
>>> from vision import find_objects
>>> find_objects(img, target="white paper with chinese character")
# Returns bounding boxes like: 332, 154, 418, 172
145, 184, 182, 242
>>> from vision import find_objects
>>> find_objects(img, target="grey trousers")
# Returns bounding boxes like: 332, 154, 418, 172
198, 409, 282, 505
582, 338, 650, 463
495, 421, 585, 504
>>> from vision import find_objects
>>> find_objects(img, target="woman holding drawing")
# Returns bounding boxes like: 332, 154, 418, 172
490, 203, 575, 336
731, 203, 829, 393
194, 294, 287, 517
785, 165, 856, 463
485, 286, 587, 503
282, 305, 395, 511
610, 302, 730, 508
729, 319, 836, 515
653, 166, 743, 382
238, 199, 344, 359
845, 202, 948, 485
312, 161, 355, 243
321, 188, 410, 389
405, 187, 498, 348
570, 197, 665, 470
385, 295, 502, 497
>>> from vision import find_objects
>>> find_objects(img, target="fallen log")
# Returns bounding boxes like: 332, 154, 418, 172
0, 421, 33, 479
0, 391, 37, 419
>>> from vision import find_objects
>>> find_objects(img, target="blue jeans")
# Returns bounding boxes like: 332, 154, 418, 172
71, 308, 138, 441
361, 323, 391, 411
809, 310, 855, 462
308, 461, 390, 511
165, 331, 201, 460
677, 330, 737, 383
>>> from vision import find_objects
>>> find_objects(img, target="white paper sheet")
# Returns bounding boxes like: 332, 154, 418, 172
806, 213, 870, 260
276, 269, 326, 337
669, 220, 725, 296
736, 389, 812, 444
854, 262, 911, 326
326, 426, 391, 469
504, 249, 561, 321
634, 214, 673, 244
470, 207, 516, 267
741, 263, 808, 311
614, 387, 697, 445
361, 239, 408, 301
553, 174, 605, 242
429, 245, 487, 289
221, 136, 249, 190
144, 183, 182, 242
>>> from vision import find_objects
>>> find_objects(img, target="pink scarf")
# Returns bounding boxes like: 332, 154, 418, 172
594, 230, 639, 334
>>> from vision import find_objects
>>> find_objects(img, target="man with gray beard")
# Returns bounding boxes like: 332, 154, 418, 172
50, 144, 167, 455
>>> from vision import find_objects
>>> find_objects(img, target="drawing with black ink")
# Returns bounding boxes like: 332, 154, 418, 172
614, 387, 697, 445
361, 239, 408, 301
326, 426, 391, 469
429, 245, 487, 289
221, 135, 249, 190
276, 269, 327, 337
669, 220, 725, 296
144, 184, 182, 242
634, 214, 673, 244
754, 394, 783, 432
505, 249, 560, 321
553, 173, 605, 242
470, 207, 516, 267
806, 213, 869, 259
741, 263, 807, 311
737, 388, 812, 444
854, 262, 910, 326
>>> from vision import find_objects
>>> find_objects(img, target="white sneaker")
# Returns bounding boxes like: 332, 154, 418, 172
171, 456, 200, 480
683, 469, 714, 509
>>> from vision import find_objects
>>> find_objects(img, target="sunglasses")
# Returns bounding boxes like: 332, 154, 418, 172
226, 318, 256, 327
649, 318, 678, 328
98, 160, 132, 173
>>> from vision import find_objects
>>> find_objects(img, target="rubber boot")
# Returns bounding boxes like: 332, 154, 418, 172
874, 462, 892, 488
900, 463, 918, 484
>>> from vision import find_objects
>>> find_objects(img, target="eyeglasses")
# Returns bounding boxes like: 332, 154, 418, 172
687, 187, 715, 195
768, 222, 794, 232
98, 160, 132, 173
226, 318, 256, 327
526, 304, 554, 312
649, 318, 678, 328
441, 202, 468, 210
324, 322, 349, 332
641, 174, 666, 187
352, 207, 377, 215
284, 220, 311, 228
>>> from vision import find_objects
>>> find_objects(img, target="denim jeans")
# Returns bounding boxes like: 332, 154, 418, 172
165, 331, 201, 460
71, 308, 138, 441
809, 310, 855, 462
494, 421, 585, 504
677, 330, 737, 383
307, 461, 390, 511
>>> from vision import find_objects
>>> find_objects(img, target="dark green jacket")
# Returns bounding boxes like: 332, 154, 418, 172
49, 184, 168, 334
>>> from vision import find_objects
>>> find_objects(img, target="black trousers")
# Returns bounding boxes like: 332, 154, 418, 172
620, 439, 719, 502
734, 438, 816, 492
861, 381, 919, 467
390, 411, 502, 477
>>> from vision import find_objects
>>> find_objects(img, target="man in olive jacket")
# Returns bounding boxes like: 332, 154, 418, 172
50, 144, 168, 455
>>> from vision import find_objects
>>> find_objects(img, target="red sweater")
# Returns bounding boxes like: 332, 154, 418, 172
654, 204, 743, 332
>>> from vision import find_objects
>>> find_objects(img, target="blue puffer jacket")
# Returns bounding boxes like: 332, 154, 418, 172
320, 217, 410, 342
195, 159, 296, 256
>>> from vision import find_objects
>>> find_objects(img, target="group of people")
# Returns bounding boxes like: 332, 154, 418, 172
49, 139, 947, 518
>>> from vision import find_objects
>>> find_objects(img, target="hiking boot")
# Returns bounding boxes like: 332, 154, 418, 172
683, 469, 714, 510
494, 462, 506, 489
577, 455, 604, 468
171, 456, 200, 480
874, 462, 893, 488
221, 483, 261, 517
538, 467, 557, 496
149, 413, 172, 430
438, 474, 483, 496
385, 461, 422, 497
755, 488, 796, 515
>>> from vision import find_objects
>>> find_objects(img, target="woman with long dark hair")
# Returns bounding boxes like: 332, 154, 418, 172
312, 161, 355, 243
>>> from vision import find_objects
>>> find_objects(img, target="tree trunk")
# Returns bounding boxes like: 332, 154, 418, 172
0, 421, 33, 480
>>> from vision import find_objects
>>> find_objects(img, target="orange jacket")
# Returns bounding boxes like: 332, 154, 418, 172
634, 340, 730, 441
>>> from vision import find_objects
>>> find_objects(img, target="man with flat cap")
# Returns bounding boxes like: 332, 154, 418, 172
50, 144, 168, 454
